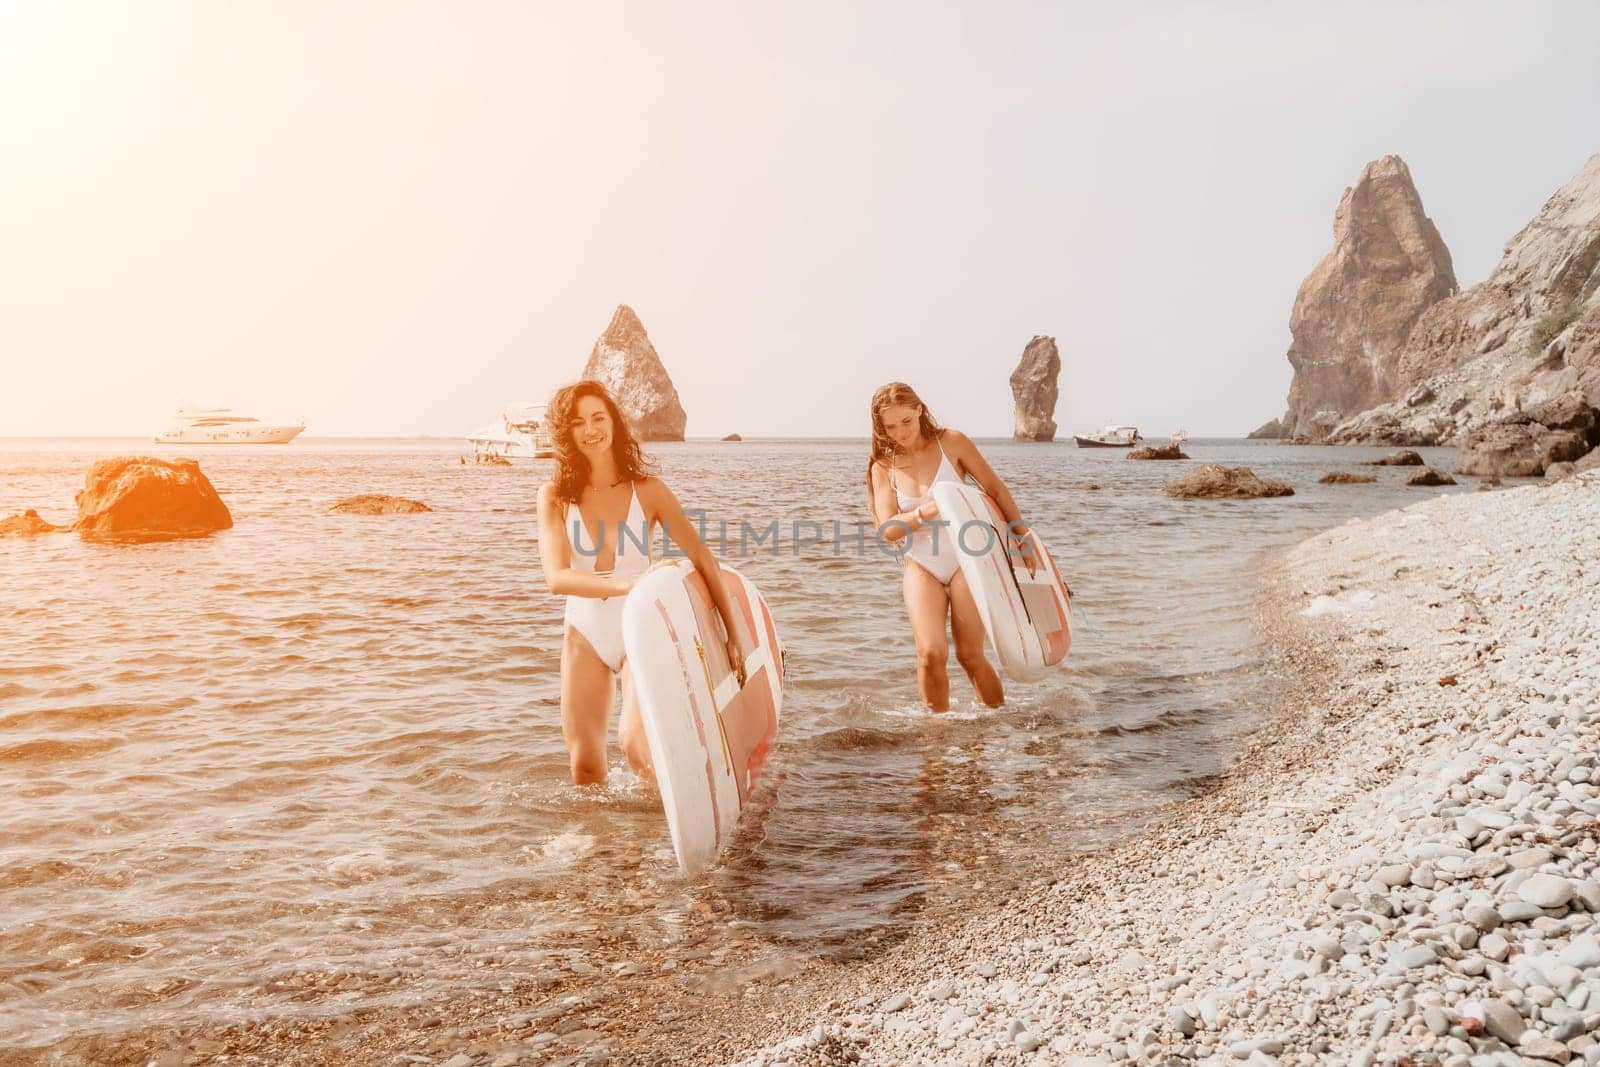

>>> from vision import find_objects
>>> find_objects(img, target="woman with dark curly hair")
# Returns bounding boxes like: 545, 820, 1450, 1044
866, 381, 1029, 712
536, 380, 747, 786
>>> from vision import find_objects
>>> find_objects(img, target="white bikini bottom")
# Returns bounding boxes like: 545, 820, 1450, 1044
566, 590, 627, 672
904, 527, 960, 586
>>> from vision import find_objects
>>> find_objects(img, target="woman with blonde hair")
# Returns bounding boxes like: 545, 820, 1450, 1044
536, 380, 746, 785
866, 382, 1030, 711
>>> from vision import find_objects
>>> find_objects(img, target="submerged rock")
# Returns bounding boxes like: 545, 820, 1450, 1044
582, 305, 687, 441
1319, 472, 1377, 484
1127, 442, 1188, 460
1009, 336, 1061, 442
330, 495, 432, 515
1164, 464, 1294, 499
1364, 449, 1425, 467
1282, 156, 1457, 439
0, 509, 65, 537
73, 456, 233, 541
1405, 467, 1457, 486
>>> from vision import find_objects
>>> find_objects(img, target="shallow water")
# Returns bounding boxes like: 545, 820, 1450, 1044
0, 436, 1479, 1047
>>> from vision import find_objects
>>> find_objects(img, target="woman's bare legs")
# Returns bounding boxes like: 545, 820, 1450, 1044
948, 570, 1004, 707
616, 666, 655, 783
903, 561, 953, 711
560, 627, 616, 785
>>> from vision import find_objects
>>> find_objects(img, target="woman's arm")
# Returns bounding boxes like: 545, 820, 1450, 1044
943, 430, 1027, 531
535, 482, 636, 598
639, 478, 749, 683
869, 459, 936, 545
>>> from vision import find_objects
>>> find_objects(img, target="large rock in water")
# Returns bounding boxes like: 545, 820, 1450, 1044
1010, 335, 1060, 441
1164, 464, 1294, 499
1282, 156, 1458, 440
1454, 391, 1600, 477
581, 305, 687, 441
1247, 417, 1284, 439
1331, 154, 1600, 446
73, 457, 232, 541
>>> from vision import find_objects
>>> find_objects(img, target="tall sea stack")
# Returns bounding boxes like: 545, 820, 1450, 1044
1281, 156, 1458, 440
1010, 335, 1061, 441
581, 305, 688, 441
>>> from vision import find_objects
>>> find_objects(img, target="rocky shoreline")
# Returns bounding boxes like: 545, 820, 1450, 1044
733, 471, 1600, 1066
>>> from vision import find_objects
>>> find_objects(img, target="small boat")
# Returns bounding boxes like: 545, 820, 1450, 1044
1074, 425, 1141, 448
467, 402, 554, 461
155, 408, 305, 444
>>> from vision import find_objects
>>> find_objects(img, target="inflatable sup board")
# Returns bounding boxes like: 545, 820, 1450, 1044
621, 560, 783, 875
930, 481, 1072, 683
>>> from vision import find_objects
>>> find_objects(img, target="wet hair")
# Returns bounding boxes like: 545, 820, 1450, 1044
866, 381, 945, 490
546, 380, 654, 504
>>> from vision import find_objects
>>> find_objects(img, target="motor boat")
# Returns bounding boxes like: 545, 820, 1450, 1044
155, 408, 305, 444
1073, 425, 1141, 448
467, 402, 555, 460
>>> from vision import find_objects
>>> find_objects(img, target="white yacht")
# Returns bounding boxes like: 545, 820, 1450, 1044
1073, 425, 1142, 448
467, 402, 554, 461
155, 409, 305, 444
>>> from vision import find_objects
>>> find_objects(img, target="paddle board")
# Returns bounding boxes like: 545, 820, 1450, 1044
930, 481, 1072, 683
621, 560, 783, 875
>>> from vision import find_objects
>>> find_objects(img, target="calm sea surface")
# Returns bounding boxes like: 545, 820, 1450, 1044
0, 436, 1478, 1049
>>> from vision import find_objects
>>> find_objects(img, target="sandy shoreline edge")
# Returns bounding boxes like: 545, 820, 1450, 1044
726, 471, 1599, 1066
17, 472, 1596, 1067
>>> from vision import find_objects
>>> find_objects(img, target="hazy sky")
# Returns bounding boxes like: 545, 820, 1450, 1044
3, 1, 1598, 438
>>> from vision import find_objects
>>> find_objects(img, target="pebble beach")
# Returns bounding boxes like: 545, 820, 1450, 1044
732, 471, 1600, 1067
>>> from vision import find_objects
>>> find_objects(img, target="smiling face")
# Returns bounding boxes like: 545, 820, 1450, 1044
569, 394, 615, 460
879, 402, 925, 454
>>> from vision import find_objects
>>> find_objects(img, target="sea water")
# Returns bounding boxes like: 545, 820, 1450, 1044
0, 436, 1470, 1047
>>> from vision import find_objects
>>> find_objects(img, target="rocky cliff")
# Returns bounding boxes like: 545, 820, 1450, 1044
1010, 336, 1060, 441
1329, 153, 1600, 446
1281, 156, 1458, 439
581, 305, 688, 441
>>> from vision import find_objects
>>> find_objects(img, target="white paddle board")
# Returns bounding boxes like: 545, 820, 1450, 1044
930, 481, 1072, 683
621, 560, 783, 875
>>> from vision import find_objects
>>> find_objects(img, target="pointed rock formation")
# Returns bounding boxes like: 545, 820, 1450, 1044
581, 305, 687, 441
1010, 336, 1061, 441
1282, 156, 1458, 440
1331, 154, 1600, 446
73, 457, 232, 541
1246, 417, 1285, 439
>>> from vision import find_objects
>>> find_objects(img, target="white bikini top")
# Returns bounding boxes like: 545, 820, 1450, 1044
890, 440, 962, 511
564, 484, 651, 577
